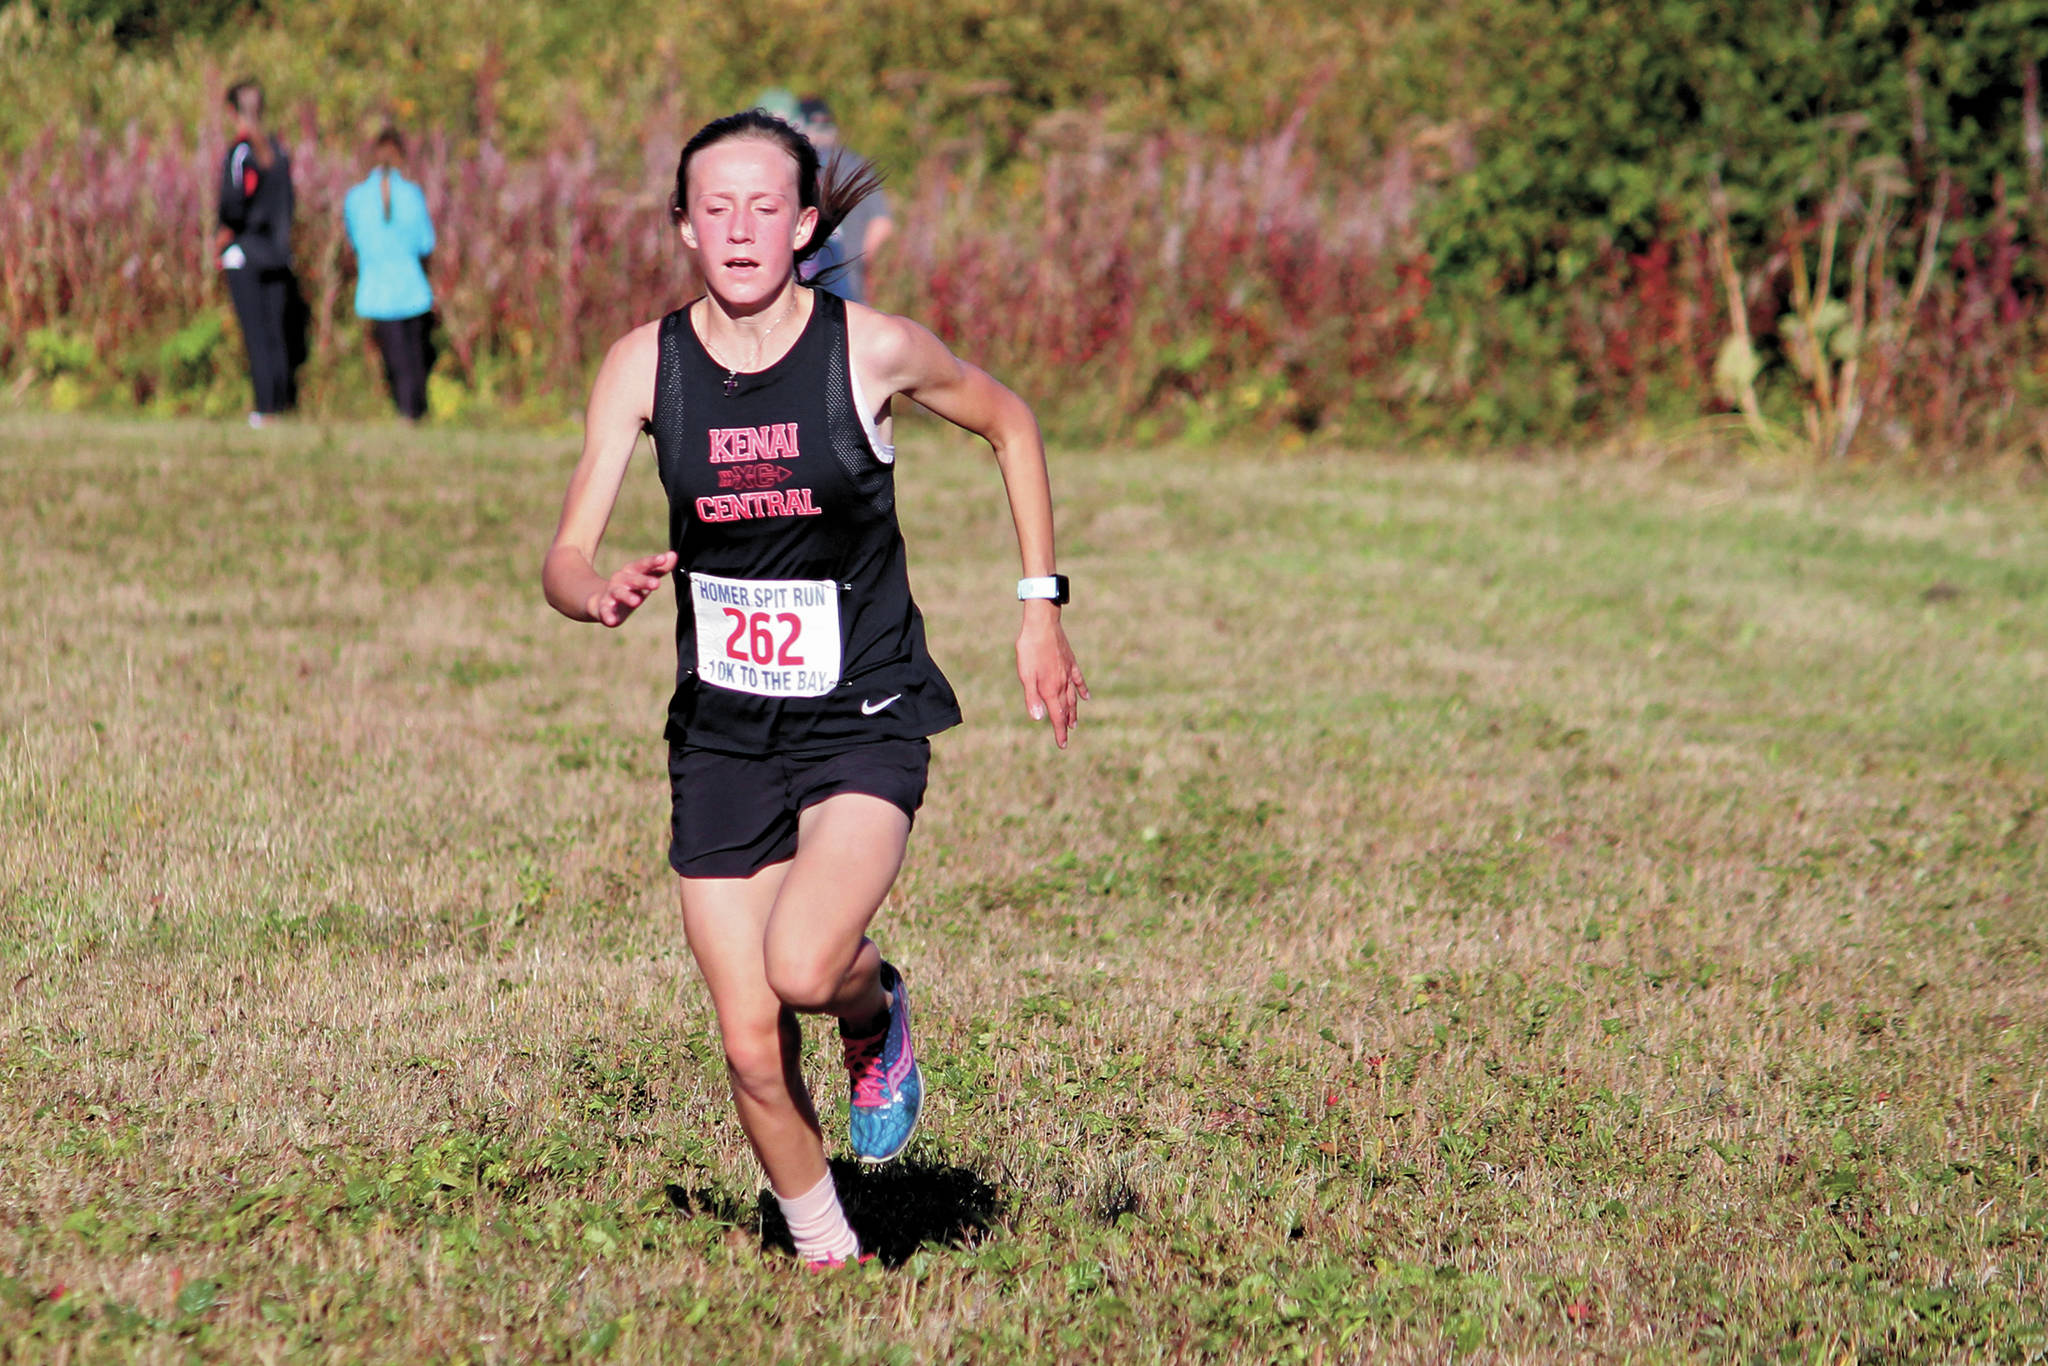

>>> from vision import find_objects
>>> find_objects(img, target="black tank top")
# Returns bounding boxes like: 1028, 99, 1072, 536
647, 289, 961, 755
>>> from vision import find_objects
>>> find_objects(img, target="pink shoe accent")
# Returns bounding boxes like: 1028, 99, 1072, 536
842, 1028, 890, 1106
804, 1252, 875, 1272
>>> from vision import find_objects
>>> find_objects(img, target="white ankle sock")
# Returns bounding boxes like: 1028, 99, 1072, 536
775, 1171, 860, 1262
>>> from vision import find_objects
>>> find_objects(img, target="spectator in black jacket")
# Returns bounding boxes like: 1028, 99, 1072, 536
213, 78, 297, 425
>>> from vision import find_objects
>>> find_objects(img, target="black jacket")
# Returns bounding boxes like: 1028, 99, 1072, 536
218, 136, 294, 272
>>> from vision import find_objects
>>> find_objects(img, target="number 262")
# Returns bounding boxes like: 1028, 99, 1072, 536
723, 609, 805, 666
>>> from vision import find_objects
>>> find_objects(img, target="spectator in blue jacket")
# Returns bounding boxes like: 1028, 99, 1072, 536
343, 128, 436, 420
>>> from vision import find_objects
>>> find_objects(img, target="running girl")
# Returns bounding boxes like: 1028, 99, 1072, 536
542, 111, 1086, 1268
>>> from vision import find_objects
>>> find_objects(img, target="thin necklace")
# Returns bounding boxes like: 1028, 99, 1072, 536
706, 292, 799, 397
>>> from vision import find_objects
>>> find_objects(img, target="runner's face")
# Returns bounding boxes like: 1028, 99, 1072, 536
680, 138, 818, 307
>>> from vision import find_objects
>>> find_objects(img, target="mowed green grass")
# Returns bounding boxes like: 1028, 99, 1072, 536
1, 412, 2045, 1364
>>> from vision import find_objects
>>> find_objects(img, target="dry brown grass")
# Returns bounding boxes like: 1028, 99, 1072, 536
1, 413, 2045, 1363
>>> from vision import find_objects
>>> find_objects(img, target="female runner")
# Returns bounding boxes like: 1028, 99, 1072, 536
542, 110, 1086, 1267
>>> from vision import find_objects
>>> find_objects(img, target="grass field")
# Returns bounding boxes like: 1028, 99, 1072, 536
1, 413, 2045, 1363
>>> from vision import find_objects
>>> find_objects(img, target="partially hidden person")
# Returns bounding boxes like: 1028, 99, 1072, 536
798, 96, 893, 305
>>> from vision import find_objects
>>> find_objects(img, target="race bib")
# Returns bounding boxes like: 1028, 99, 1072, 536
690, 573, 842, 698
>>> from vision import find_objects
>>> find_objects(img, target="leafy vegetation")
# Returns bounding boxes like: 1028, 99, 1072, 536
1419, 0, 2048, 281
0, 0, 1387, 167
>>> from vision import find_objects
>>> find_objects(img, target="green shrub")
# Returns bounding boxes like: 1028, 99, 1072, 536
1413, 0, 2048, 293
154, 310, 226, 391
24, 326, 95, 376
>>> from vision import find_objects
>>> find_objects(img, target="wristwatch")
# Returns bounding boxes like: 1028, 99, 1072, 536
1016, 575, 1070, 605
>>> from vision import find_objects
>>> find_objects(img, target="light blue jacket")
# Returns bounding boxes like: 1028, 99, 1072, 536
343, 170, 435, 321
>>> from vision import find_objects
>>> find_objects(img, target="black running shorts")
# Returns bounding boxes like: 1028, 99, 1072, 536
667, 738, 930, 878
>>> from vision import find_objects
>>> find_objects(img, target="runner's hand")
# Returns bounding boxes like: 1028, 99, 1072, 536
1017, 610, 1088, 748
586, 551, 677, 628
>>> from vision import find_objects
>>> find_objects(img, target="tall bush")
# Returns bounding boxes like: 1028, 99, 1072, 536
1417, 0, 2048, 282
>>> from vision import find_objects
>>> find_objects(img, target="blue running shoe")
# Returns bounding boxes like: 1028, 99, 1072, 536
842, 961, 922, 1163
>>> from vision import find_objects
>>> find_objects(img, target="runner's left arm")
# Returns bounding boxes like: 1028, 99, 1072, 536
862, 312, 1089, 747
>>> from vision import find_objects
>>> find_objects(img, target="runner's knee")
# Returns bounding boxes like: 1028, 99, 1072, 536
721, 1031, 789, 1102
763, 948, 849, 1012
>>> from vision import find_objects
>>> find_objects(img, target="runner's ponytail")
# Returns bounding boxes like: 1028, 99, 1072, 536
813, 154, 884, 265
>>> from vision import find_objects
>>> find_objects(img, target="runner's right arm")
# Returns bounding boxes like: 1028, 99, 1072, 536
543, 323, 676, 627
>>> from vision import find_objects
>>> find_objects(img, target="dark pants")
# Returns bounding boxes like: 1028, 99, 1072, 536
371, 313, 433, 420
226, 267, 297, 415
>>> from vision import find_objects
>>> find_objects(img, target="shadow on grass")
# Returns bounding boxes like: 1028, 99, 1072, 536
666, 1156, 1004, 1268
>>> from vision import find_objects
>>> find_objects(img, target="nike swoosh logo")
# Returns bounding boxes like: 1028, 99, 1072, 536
860, 694, 902, 716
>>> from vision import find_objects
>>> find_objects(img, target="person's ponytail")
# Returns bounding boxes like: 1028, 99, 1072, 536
372, 126, 405, 225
